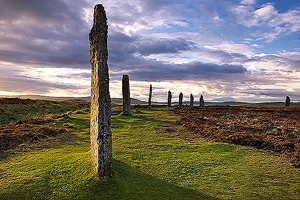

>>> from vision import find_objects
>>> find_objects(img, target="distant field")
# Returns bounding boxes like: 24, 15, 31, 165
0, 95, 147, 105
2, 94, 299, 107
0, 98, 90, 124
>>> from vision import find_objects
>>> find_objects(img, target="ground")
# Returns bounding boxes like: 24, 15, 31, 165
174, 106, 300, 167
0, 98, 90, 154
0, 115, 67, 152
1, 103, 300, 199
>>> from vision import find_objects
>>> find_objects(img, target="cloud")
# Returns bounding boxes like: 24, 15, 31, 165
0, 0, 299, 102
239, 88, 300, 101
142, 0, 171, 12
250, 44, 264, 48
0, 66, 80, 94
230, 2, 300, 42
0, 49, 89, 68
97, 0, 174, 34
212, 96, 238, 102
254, 3, 278, 19
109, 32, 136, 43
246, 52, 300, 70
137, 38, 196, 56
200, 42, 252, 63
127, 61, 247, 82
240, 0, 256, 5
0, 0, 91, 69
107, 32, 197, 65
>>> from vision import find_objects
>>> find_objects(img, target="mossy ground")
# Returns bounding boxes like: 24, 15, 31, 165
0, 107, 300, 199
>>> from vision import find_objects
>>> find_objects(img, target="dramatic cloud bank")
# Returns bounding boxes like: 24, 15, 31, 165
0, 0, 299, 102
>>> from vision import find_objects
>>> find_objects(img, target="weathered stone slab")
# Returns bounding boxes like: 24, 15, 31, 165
285, 96, 291, 107
122, 74, 131, 114
148, 84, 152, 109
89, 4, 112, 179
200, 95, 204, 107
168, 91, 172, 107
190, 94, 194, 106
179, 92, 183, 106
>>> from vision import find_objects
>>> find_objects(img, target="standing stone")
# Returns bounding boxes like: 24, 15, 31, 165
179, 92, 183, 106
190, 94, 194, 106
200, 95, 204, 107
122, 74, 131, 114
285, 96, 291, 107
167, 91, 172, 107
148, 84, 152, 109
89, 4, 112, 179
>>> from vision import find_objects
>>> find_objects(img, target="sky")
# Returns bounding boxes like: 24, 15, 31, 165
0, 0, 300, 102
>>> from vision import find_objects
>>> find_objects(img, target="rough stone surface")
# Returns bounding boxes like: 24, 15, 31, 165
122, 74, 131, 114
179, 92, 183, 106
89, 4, 112, 179
190, 94, 194, 106
148, 84, 152, 109
285, 96, 291, 107
168, 91, 172, 107
200, 95, 204, 107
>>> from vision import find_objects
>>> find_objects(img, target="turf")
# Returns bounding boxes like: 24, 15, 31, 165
0, 107, 300, 199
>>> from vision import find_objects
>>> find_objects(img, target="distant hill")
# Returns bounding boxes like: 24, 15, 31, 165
206, 101, 247, 106
0, 95, 147, 105
171, 101, 247, 106
110, 98, 147, 105
0, 95, 90, 101
2, 95, 298, 107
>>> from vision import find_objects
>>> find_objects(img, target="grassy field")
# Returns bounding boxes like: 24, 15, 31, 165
0, 98, 90, 124
1, 106, 300, 199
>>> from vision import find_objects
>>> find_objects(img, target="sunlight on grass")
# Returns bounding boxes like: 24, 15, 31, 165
0, 107, 299, 199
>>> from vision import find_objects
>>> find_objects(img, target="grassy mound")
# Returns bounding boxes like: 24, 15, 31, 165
0, 98, 90, 124
0, 115, 67, 151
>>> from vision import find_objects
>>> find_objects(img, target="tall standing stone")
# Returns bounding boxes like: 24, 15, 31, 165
89, 4, 112, 179
167, 91, 172, 107
122, 74, 131, 114
148, 84, 152, 109
179, 92, 183, 106
190, 94, 194, 106
285, 96, 291, 107
200, 95, 204, 107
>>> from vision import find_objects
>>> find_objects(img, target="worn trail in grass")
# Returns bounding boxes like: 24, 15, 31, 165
1, 107, 300, 199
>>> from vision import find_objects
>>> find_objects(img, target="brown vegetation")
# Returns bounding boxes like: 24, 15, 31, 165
0, 97, 90, 124
0, 115, 67, 151
174, 106, 300, 167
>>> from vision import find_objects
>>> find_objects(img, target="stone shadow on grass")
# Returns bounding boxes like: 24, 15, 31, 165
79, 159, 219, 200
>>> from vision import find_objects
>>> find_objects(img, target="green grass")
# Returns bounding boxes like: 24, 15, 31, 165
1, 107, 300, 199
